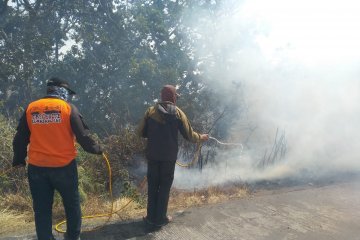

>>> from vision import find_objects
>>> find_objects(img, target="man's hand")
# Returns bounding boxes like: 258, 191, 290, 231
200, 134, 209, 142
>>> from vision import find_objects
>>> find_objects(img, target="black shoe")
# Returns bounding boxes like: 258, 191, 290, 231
143, 216, 162, 232
154, 215, 172, 227
64, 233, 80, 240
143, 216, 155, 226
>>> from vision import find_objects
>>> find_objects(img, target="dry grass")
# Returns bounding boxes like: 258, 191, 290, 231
0, 209, 33, 235
0, 193, 33, 212
111, 197, 145, 220
0, 183, 249, 236
100, 183, 249, 221
78, 183, 249, 228
0, 193, 34, 235
168, 184, 249, 210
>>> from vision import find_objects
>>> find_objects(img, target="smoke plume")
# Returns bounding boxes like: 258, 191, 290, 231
174, 0, 360, 188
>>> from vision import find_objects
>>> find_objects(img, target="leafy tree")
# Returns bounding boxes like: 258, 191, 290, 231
1, 0, 84, 117
1, 0, 242, 139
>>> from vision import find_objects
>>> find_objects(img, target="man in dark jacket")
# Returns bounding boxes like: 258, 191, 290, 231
13, 77, 102, 240
138, 84, 209, 227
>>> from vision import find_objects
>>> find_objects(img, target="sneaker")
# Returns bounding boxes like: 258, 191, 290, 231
155, 215, 172, 227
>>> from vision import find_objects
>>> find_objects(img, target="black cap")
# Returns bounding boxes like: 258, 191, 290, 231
47, 77, 76, 95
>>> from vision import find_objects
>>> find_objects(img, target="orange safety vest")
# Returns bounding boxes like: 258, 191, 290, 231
26, 98, 77, 167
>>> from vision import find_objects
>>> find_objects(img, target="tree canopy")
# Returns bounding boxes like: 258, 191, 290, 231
1, 0, 244, 137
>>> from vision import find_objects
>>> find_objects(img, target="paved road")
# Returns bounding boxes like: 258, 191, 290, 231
81, 180, 360, 240
3, 179, 360, 240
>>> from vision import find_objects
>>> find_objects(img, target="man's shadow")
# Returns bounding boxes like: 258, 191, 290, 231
80, 218, 158, 240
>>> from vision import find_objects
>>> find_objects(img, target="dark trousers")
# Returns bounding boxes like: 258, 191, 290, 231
28, 160, 81, 240
146, 160, 176, 224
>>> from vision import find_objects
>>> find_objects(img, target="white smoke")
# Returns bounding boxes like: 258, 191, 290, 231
174, 0, 360, 188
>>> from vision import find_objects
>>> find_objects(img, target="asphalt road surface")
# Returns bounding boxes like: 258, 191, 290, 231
2, 178, 360, 240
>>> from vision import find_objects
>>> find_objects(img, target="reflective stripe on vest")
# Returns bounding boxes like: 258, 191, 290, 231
26, 98, 77, 167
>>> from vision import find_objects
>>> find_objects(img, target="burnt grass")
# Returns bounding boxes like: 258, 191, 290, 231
247, 170, 360, 194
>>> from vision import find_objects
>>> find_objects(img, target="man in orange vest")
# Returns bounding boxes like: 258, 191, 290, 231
13, 77, 102, 240
138, 85, 209, 228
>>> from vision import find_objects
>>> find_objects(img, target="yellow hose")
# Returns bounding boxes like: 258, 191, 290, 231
2, 142, 203, 234
176, 142, 202, 168
56, 141, 203, 233
55, 153, 114, 233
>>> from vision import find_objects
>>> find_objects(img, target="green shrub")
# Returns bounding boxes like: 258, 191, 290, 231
1, 116, 146, 213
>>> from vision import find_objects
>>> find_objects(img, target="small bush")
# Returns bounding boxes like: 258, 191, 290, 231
0, 117, 140, 211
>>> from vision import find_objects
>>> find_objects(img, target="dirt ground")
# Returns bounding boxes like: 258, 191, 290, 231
2, 176, 360, 240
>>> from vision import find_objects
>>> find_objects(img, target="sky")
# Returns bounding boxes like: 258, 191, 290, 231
173, 0, 360, 189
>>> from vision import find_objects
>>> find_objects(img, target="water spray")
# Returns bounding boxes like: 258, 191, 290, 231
209, 136, 244, 150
